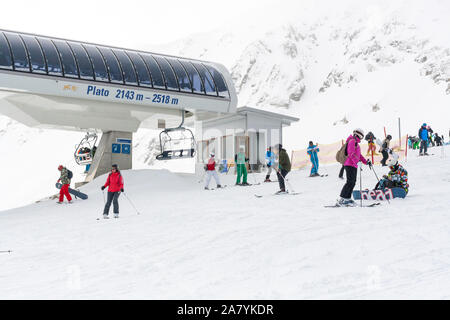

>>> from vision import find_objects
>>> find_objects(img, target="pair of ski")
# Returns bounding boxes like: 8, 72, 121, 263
254, 191, 301, 198
205, 185, 228, 191
324, 202, 381, 208
310, 174, 328, 178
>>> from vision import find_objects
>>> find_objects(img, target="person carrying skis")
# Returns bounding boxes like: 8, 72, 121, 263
264, 147, 277, 182
57, 165, 73, 204
101, 164, 124, 219
307, 141, 320, 177
204, 153, 222, 190
274, 144, 291, 194
235, 147, 250, 186
338, 129, 372, 206
375, 158, 409, 195
380, 135, 392, 166
418, 123, 429, 156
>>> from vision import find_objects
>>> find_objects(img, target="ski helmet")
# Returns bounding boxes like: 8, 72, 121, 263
353, 128, 365, 140
58, 165, 63, 170
423, 123, 427, 127
387, 135, 392, 140
387, 158, 398, 167
210, 152, 215, 157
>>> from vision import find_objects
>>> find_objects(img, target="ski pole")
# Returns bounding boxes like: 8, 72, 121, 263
370, 165, 391, 204
123, 192, 141, 215
278, 169, 296, 193
0, 250, 12, 254
102, 190, 106, 205
359, 165, 363, 208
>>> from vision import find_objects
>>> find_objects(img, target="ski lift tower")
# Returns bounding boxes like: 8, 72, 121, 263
0, 29, 237, 184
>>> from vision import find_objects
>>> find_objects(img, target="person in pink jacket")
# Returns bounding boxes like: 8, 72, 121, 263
338, 128, 372, 206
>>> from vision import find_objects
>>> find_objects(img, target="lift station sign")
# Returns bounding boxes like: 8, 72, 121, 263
112, 138, 132, 155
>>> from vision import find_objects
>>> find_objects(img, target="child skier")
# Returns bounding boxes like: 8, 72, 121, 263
307, 141, 320, 177
337, 128, 372, 206
235, 147, 250, 186
57, 165, 73, 204
264, 147, 277, 182
204, 153, 222, 190
101, 164, 124, 219
375, 158, 409, 195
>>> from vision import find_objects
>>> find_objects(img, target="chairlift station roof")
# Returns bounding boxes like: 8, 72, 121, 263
0, 29, 237, 132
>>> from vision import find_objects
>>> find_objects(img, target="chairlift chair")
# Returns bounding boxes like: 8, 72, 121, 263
74, 133, 98, 166
156, 112, 196, 161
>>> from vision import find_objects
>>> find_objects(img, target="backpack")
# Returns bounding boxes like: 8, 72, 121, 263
67, 170, 73, 180
336, 141, 349, 165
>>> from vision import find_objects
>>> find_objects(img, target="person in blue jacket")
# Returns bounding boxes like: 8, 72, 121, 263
264, 147, 277, 182
418, 123, 429, 156
307, 141, 320, 177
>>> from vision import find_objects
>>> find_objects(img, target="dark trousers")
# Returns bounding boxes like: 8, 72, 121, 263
339, 165, 345, 178
104, 192, 120, 215
420, 140, 428, 154
381, 150, 389, 166
277, 169, 289, 191
340, 166, 358, 199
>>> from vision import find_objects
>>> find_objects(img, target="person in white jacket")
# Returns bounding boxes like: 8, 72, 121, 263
204, 153, 222, 190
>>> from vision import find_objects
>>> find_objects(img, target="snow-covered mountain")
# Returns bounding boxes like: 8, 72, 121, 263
1, 0, 450, 211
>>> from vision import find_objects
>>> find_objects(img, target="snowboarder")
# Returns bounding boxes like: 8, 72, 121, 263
307, 141, 320, 177
204, 153, 222, 190
380, 135, 392, 166
57, 165, 73, 204
337, 129, 372, 206
264, 147, 276, 182
235, 147, 250, 186
274, 144, 291, 194
375, 158, 409, 195
419, 123, 429, 156
101, 164, 124, 219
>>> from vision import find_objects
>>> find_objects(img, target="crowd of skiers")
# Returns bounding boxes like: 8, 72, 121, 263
408, 124, 445, 154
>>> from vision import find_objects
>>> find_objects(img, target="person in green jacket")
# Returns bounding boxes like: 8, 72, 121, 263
274, 144, 291, 194
235, 147, 250, 186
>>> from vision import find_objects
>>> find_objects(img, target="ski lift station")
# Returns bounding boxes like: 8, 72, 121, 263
0, 29, 298, 183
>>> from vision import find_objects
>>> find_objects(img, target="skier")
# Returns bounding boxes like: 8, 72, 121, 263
337, 129, 372, 206
418, 123, 429, 156
365, 132, 378, 156
428, 126, 435, 147
375, 158, 409, 195
57, 165, 73, 204
380, 135, 392, 166
264, 147, 276, 182
435, 134, 443, 147
274, 144, 291, 194
235, 147, 250, 186
307, 141, 320, 177
101, 164, 124, 219
204, 153, 222, 190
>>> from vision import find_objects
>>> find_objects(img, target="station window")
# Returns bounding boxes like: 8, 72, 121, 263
140, 53, 165, 89
113, 50, 137, 86
0, 32, 13, 70
68, 42, 94, 80
83, 45, 109, 82
126, 51, 152, 87
4, 32, 30, 71
166, 58, 192, 93
192, 62, 217, 96
204, 64, 229, 98
53, 40, 79, 78
98, 47, 123, 84
153, 55, 179, 91
179, 60, 204, 94
20, 36, 46, 74
36, 37, 62, 76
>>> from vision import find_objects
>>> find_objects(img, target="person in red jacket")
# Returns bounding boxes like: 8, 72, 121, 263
204, 153, 222, 190
101, 164, 124, 219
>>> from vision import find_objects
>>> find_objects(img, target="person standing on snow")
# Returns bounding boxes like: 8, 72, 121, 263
307, 141, 320, 177
204, 153, 222, 190
380, 135, 392, 166
57, 165, 73, 204
274, 144, 291, 194
418, 123, 429, 156
338, 129, 372, 206
264, 147, 277, 182
101, 164, 124, 219
365, 132, 378, 156
235, 147, 250, 186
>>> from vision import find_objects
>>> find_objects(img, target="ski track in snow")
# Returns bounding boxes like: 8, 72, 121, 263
0, 146, 450, 299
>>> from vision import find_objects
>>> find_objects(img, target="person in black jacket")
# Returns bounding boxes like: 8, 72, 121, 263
380, 135, 392, 166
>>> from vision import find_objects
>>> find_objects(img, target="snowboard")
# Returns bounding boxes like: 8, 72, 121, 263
353, 188, 406, 200
55, 183, 88, 200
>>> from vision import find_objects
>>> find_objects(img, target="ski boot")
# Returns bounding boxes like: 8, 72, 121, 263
103, 214, 109, 219
217, 185, 222, 189
242, 182, 251, 186
204, 187, 210, 190
114, 214, 119, 219
337, 198, 357, 207
56, 202, 63, 205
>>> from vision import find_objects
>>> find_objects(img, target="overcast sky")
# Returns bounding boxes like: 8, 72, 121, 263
0, 0, 275, 49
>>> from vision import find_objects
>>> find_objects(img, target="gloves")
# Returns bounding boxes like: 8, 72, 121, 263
121, 188, 124, 192
367, 159, 372, 168
101, 186, 105, 191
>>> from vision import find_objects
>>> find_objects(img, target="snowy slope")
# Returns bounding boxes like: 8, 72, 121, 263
1, 146, 450, 299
